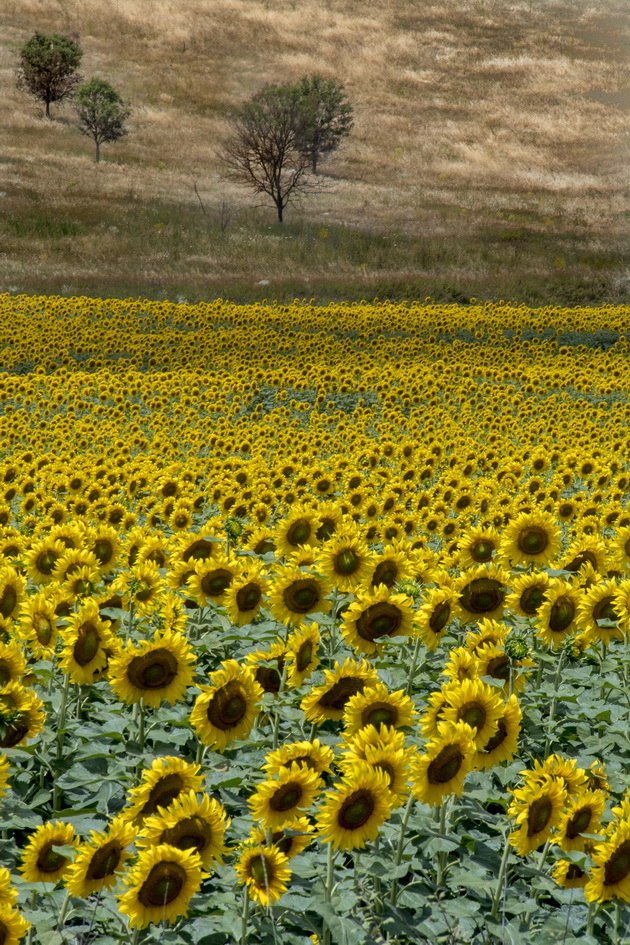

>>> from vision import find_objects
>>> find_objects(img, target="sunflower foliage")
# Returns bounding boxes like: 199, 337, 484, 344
0, 295, 628, 943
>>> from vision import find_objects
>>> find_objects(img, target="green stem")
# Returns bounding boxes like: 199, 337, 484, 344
390, 794, 414, 905
241, 884, 250, 945
138, 701, 145, 754
586, 901, 596, 936
53, 670, 72, 811
127, 600, 135, 641
490, 831, 511, 919
57, 889, 71, 931
508, 663, 515, 698
26, 892, 37, 945
537, 838, 550, 871
322, 842, 336, 945
543, 648, 565, 757
406, 635, 424, 695
195, 741, 206, 766
436, 799, 448, 889
271, 663, 288, 752
535, 652, 545, 688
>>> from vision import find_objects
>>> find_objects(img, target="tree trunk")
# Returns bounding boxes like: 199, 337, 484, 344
312, 155, 318, 173
95, 140, 100, 163
277, 202, 283, 223
45, 99, 51, 119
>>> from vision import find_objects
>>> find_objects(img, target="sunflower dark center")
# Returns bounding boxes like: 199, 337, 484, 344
74, 623, 101, 666
0, 717, 29, 749
604, 840, 630, 886
255, 666, 282, 693
34, 616, 53, 645
270, 784, 302, 812
527, 797, 553, 836
564, 551, 598, 572
319, 677, 368, 711
429, 602, 451, 633
127, 648, 178, 691
336, 550, 359, 576
162, 816, 209, 853
135, 582, 153, 602
93, 540, 114, 564
287, 520, 312, 546
549, 597, 575, 633
250, 854, 272, 886
0, 588, 16, 619
296, 642, 313, 672
486, 655, 510, 680
482, 718, 507, 753
37, 550, 59, 574
593, 597, 618, 623
427, 745, 463, 784
291, 754, 317, 770
207, 682, 247, 730
37, 843, 68, 874
520, 585, 545, 614
375, 761, 395, 786
275, 834, 295, 856
338, 790, 375, 829
460, 702, 486, 730
86, 840, 122, 879
357, 602, 402, 642
565, 863, 585, 881
237, 584, 262, 611
565, 808, 592, 839
283, 580, 319, 613
316, 519, 336, 541
184, 539, 215, 562
459, 578, 504, 614
517, 527, 548, 555
371, 561, 398, 588
254, 538, 276, 555
201, 569, 232, 597
142, 773, 184, 817
363, 704, 397, 727
471, 540, 494, 562
138, 861, 187, 907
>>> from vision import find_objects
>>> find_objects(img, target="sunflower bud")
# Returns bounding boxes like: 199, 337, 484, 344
395, 580, 422, 600
225, 517, 244, 540
505, 634, 529, 662
562, 633, 585, 662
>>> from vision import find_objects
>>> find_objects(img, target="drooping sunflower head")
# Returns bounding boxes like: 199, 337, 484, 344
66, 817, 137, 897
474, 693, 522, 770
249, 817, 313, 859
340, 584, 415, 657
263, 738, 335, 778
285, 622, 320, 688
245, 642, 286, 695
522, 753, 588, 798
441, 646, 480, 685
301, 658, 379, 724
416, 586, 459, 651
19, 820, 79, 884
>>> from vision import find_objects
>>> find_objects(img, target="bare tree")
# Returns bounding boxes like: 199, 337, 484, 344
218, 85, 319, 223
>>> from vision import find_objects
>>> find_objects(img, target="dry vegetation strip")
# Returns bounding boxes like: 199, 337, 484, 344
0, 0, 629, 303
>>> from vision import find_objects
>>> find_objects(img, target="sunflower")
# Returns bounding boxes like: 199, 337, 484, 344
23, 537, 66, 585
249, 817, 313, 859
108, 630, 195, 708
301, 658, 379, 724
223, 563, 269, 626
66, 817, 137, 897
441, 677, 504, 749
0, 867, 17, 909
285, 622, 321, 687
340, 728, 415, 808
118, 843, 206, 928
614, 578, 630, 637
262, 739, 335, 778
441, 647, 479, 685
0, 683, 45, 749
554, 789, 607, 853
58, 598, 117, 685
342, 682, 415, 735
249, 763, 321, 829
458, 525, 501, 569
124, 757, 204, 824
465, 619, 509, 655
317, 763, 393, 850
535, 578, 582, 648
475, 642, 533, 695
275, 508, 320, 557
474, 694, 522, 770
577, 580, 623, 645
411, 719, 476, 807
19, 820, 79, 884
138, 791, 229, 868
51, 547, 100, 586
0, 641, 26, 687
236, 843, 291, 906
508, 776, 566, 856
0, 755, 10, 799
0, 905, 30, 943
500, 510, 562, 568
112, 561, 164, 615
505, 571, 550, 618
585, 819, 630, 903
367, 546, 410, 590
553, 858, 589, 889
454, 563, 510, 623
245, 526, 276, 557
340, 584, 415, 657
0, 568, 26, 623
522, 754, 588, 798
245, 642, 286, 695
317, 531, 373, 592
268, 566, 331, 626
190, 660, 263, 752
172, 533, 219, 564
419, 687, 453, 739
416, 586, 459, 651
559, 535, 608, 575
84, 524, 122, 574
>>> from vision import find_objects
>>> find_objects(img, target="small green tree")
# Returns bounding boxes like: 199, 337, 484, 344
75, 78, 131, 163
293, 74, 353, 173
15, 32, 83, 119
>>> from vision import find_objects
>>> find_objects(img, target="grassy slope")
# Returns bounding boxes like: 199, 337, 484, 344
1, 0, 629, 304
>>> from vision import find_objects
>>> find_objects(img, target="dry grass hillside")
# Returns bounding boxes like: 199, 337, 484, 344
1, 0, 629, 304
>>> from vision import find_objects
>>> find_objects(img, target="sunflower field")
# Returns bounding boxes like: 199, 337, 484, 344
0, 292, 629, 944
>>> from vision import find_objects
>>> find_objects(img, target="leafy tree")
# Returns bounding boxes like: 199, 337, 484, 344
293, 74, 353, 173
219, 84, 320, 224
15, 32, 83, 119
75, 78, 131, 163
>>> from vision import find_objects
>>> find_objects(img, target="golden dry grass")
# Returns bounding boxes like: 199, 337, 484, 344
1, 0, 629, 302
